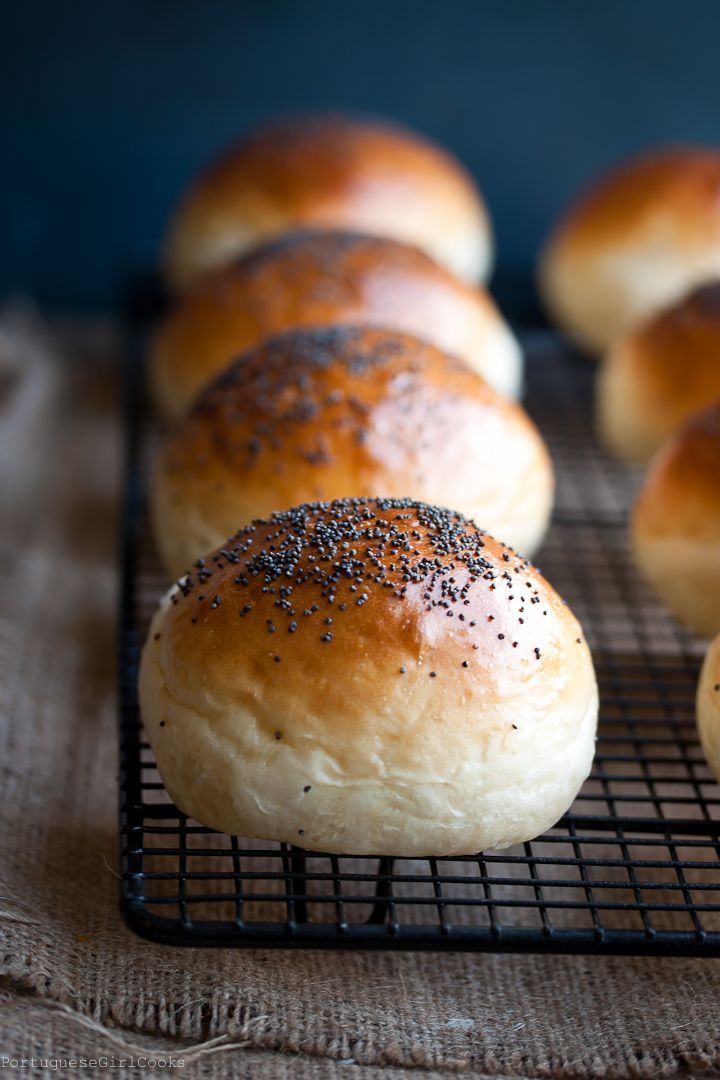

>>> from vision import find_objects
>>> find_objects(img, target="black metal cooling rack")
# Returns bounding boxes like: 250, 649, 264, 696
118, 325, 720, 953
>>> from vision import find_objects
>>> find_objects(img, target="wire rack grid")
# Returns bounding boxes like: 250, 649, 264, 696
119, 329, 719, 953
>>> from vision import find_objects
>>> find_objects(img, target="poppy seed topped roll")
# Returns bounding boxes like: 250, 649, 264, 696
163, 113, 492, 292
151, 231, 521, 418
150, 326, 553, 578
540, 147, 720, 352
139, 497, 598, 856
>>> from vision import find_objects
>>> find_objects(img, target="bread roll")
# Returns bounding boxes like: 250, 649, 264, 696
139, 497, 598, 856
539, 148, 720, 353
632, 402, 720, 636
151, 326, 553, 578
163, 114, 492, 291
697, 633, 720, 781
597, 282, 720, 461
151, 231, 521, 418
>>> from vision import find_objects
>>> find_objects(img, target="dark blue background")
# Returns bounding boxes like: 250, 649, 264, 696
3, 1, 719, 315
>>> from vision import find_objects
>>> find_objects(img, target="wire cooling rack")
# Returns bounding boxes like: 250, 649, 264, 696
119, 327, 720, 953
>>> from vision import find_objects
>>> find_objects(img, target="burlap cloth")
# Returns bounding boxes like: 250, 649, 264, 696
1, 310, 719, 1079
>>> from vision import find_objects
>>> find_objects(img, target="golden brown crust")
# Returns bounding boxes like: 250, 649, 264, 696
151, 230, 518, 418
631, 402, 720, 636
184, 115, 479, 218
539, 148, 720, 353
162, 114, 491, 290
151, 326, 552, 576
633, 401, 720, 542
553, 148, 720, 252
160, 498, 579, 738
597, 282, 720, 460
619, 282, 720, 411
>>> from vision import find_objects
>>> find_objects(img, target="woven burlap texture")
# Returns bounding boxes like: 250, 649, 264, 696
1, 312, 719, 1079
